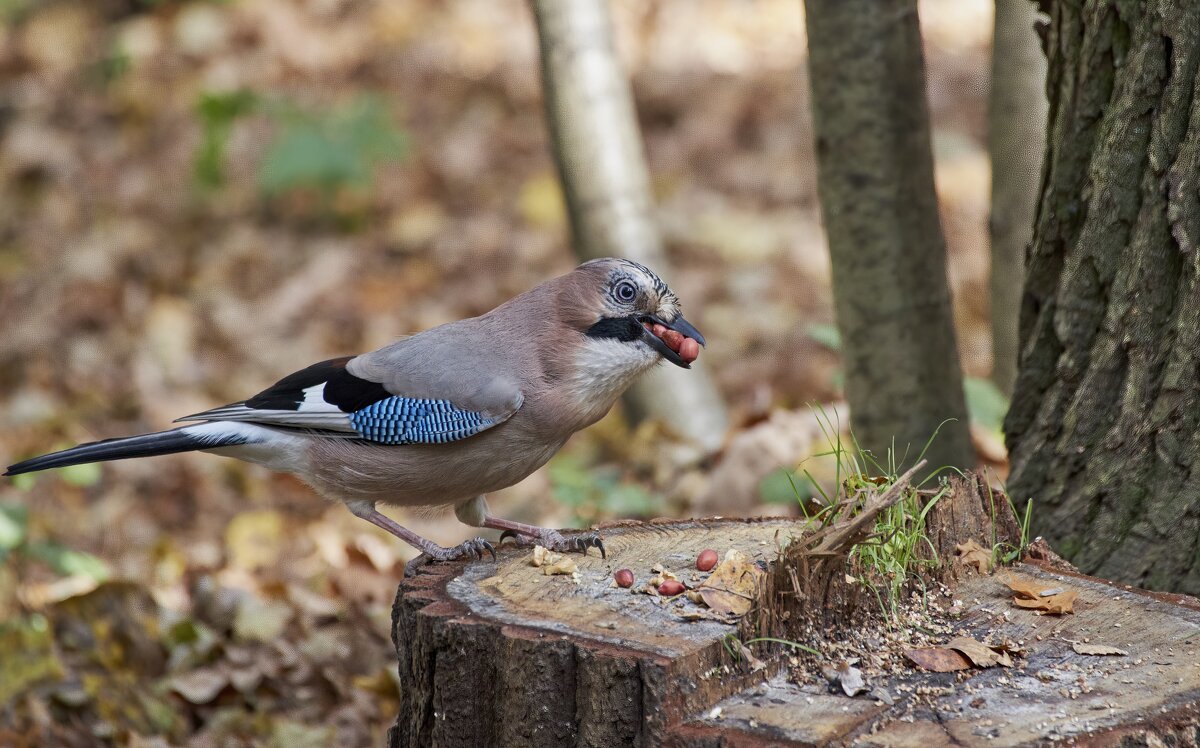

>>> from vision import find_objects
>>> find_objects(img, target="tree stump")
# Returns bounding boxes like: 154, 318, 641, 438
388, 518, 1200, 747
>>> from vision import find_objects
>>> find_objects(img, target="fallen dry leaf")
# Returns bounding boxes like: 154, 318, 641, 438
1002, 575, 1078, 614
1013, 591, 1077, 614
821, 660, 866, 696
946, 636, 1013, 668
728, 637, 767, 672
1072, 642, 1128, 656
955, 540, 993, 574
695, 549, 763, 617
1001, 575, 1048, 600
904, 647, 971, 672
169, 668, 229, 704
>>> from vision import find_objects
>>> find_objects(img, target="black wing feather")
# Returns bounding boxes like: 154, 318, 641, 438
323, 369, 391, 412
243, 356, 388, 413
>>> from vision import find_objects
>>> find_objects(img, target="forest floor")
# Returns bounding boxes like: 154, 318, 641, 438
0, 0, 1000, 744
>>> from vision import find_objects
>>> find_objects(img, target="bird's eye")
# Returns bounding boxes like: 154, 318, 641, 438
614, 280, 637, 303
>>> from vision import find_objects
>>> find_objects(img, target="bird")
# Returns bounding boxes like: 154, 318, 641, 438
5, 258, 705, 562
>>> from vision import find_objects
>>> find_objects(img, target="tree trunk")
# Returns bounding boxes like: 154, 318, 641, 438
989, 0, 1048, 397
1006, 2, 1200, 595
529, 0, 729, 454
803, 0, 974, 473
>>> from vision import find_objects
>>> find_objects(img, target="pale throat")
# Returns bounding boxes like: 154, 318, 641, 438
565, 337, 659, 412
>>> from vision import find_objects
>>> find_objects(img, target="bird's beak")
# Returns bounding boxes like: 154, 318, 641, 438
639, 314, 706, 368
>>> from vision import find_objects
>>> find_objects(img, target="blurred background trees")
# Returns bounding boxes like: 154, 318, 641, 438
987, 0, 1046, 398
0, 0, 1055, 743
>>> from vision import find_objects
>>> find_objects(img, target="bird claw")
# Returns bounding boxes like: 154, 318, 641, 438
565, 532, 606, 559
425, 537, 496, 563
497, 528, 606, 559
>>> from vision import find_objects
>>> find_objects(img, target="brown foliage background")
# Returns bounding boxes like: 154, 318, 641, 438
0, 0, 995, 744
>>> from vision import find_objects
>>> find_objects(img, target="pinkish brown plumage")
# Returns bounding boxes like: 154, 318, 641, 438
6, 259, 706, 561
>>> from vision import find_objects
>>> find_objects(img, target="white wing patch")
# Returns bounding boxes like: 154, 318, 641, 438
300, 384, 328, 411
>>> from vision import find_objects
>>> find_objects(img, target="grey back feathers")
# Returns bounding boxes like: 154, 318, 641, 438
5, 259, 682, 509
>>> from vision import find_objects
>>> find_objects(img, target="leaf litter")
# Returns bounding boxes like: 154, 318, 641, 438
1002, 574, 1078, 615
0, 0, 1014, 742
694, 549, 763, 617
955, 540, 993, 574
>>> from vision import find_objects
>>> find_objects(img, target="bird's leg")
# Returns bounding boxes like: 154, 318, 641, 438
453, 497, 605, 558
347, 501, 494, 562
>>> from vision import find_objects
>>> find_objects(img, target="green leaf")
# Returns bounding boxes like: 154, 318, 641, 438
271, 720, 333, 748
0, 503, 28, 551
805, 323, 842, 351
259, 95, 407, 195
599, 484, 658, 516
194, 89, 259, 188
233, 596, 293, 642
759, 468, 809, 505
963, 377, 1009, 434
547, 455, 662, 524
24, 541, 111, 582
59, 461, 102, 487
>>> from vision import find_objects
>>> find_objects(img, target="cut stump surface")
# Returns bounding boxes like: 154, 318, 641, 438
389, 517, 796, 748
388, 518, 1200, 747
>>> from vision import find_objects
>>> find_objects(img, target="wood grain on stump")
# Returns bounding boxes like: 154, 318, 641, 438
388, 518, 1200, 747
678, 564, 1200, 746
389, 517, 796, 748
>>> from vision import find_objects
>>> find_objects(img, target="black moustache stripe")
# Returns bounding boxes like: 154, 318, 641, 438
585, 317, 643, 342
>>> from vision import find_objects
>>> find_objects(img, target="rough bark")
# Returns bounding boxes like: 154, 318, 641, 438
1006, 1, 1200, 595
989, 0, 1048, 396
803, 0, 975, 475
529, 0, 729, 453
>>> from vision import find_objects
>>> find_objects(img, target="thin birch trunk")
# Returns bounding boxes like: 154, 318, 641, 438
989, 0, 1048, 396
530, 0, 729, 453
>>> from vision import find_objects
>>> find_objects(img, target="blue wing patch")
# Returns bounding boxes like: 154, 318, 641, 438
348, 397, 495, 445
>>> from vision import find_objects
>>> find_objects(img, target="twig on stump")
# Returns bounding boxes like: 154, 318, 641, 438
748, 460, 926, 639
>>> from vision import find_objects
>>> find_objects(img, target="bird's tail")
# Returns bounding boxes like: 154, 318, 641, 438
4, 423, 253, 477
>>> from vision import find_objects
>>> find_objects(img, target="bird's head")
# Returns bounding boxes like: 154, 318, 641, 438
563, 258, 705, 370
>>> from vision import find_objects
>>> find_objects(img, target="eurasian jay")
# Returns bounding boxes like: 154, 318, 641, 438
5, 258, 704, 561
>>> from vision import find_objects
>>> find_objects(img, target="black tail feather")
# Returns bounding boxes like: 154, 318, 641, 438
5, 428, 248, 477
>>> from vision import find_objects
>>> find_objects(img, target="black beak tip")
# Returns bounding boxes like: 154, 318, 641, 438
668, 315, 705, 348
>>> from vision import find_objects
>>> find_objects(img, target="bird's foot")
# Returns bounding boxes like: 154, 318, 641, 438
498, 528, 605, 559
421, 536, 496, 563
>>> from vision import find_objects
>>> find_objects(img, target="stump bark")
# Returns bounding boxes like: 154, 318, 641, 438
388, 518, 1200, 747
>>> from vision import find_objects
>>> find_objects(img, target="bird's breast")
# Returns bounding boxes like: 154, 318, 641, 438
302, 419, 567, 508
